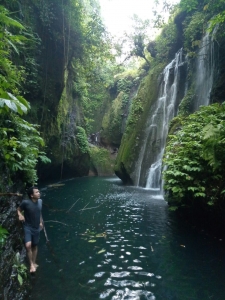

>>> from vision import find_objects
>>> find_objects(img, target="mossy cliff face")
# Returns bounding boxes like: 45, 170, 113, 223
89, 146, 115, 176
2, 1, 98, 181
114, 65, 165, 184
38, 69, 90, 181
101, 71, 146, 148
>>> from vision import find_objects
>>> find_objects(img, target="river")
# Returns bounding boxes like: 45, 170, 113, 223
31, 177, 225, 300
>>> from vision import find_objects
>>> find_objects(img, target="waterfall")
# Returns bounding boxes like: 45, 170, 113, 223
134, 49, 186, 189
194, 27, 217, 109
133, 28, 217, 191
145, 50, 185, 190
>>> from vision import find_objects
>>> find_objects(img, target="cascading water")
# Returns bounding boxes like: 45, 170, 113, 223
134, 49, 186, 189
194, 28, 217, 110
134, 29, 217, 192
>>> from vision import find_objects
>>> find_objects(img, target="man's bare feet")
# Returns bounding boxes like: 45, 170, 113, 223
34, 264, 39, 269
30, 264, 36, 273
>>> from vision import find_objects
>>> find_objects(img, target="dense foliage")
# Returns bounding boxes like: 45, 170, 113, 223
0, 0, 118, 180
0, 6, 49, 189
163, 103, 225, 210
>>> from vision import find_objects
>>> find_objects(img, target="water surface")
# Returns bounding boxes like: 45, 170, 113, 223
31, 177, 225, 300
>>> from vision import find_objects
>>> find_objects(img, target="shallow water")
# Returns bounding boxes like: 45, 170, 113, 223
31, 177, 225, 300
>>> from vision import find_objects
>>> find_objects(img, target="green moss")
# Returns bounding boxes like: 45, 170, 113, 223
90, 146, 114, 175
76, 126, 89, 154
168, 116, 183, 136
183, 11, 206, 53
115, 63, 165, 176
101, 92, 123, 145
178, 89, 195, 116
154, 21, 178, 63
101, 70, 145, 146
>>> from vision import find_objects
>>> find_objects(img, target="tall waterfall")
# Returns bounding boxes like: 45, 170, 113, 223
133, 29, 217, 191
134, 49, 186, 189
194, 29, 217, 110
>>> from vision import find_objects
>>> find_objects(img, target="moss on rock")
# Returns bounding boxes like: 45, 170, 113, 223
89, 146, 114, 176
115, 63, 165, 183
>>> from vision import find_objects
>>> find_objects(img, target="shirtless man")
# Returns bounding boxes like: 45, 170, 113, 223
17, 187, 43, 273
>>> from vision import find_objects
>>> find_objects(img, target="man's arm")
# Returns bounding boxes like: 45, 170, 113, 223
40, 213, 43, 230
17, 207, 25, 222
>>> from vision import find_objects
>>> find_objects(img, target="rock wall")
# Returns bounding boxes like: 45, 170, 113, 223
0, 194, 30, 300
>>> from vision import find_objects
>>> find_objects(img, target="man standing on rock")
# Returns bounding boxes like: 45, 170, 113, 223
17, 187, 43, 273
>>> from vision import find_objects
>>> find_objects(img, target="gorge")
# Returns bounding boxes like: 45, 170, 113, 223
0, 0, 225, 298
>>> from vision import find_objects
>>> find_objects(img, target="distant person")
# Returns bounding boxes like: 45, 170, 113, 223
17, 186, 43, 273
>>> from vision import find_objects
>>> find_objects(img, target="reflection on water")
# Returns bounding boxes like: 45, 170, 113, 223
31, 177, 225, 300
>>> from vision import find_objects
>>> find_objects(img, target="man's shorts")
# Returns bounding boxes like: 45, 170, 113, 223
23, 225, 40, 246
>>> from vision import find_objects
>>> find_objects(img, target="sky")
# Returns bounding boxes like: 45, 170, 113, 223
98, 0, 180, 37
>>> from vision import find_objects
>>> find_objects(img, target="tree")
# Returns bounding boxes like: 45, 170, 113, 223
119, 14, 152, 65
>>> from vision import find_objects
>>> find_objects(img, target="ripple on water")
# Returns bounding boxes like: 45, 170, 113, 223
135, 272, 154, 277
94, 272, 105, 277
105, 252, 114, 256
111, 288, 155, 300
100, 289, 115, 299
110, 271, 130, 278
127, 266, 143, 270
105, 278, 150, 288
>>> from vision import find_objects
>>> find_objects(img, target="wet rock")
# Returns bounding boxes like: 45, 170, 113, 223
0, 194, 31, 300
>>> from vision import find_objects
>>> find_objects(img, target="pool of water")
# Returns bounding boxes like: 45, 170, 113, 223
31, 177, 225, 300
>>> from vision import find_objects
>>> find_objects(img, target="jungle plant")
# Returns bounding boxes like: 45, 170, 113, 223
76, 126, 89, 154
183, 11, 206, 52
180, 0, 225, 33
163, 103, 225, 209
0, 6, 50, 188
11, 252, 27, 286
178, 89, 195, 116
117, 78, 133, 108
0, 226, 8, 249
154, 20, 178, 62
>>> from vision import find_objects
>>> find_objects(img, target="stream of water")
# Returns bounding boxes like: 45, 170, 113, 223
31, 177, 225, 300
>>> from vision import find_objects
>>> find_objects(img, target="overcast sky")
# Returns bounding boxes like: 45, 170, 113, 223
98, 0, 180, 37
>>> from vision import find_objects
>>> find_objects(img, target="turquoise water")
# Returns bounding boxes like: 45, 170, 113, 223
31, 177, 225, 300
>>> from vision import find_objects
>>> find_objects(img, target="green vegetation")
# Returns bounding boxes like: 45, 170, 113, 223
180, 0, 225, 34
115, 63, 165, 179
163, 103, 225, 210
12, 253, 27, 286
89, 146, 114, 175
0, 5, 49, 189
0, 0, 224, 207
0, 226, 8, 250
183, 11, 205, 52
178, 89, 195, 116
154, 21, 178, 62
76, 126, 89, 154
0, 0, 118, 180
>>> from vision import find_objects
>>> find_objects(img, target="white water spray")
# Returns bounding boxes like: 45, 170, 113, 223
134, 49, 184, 189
